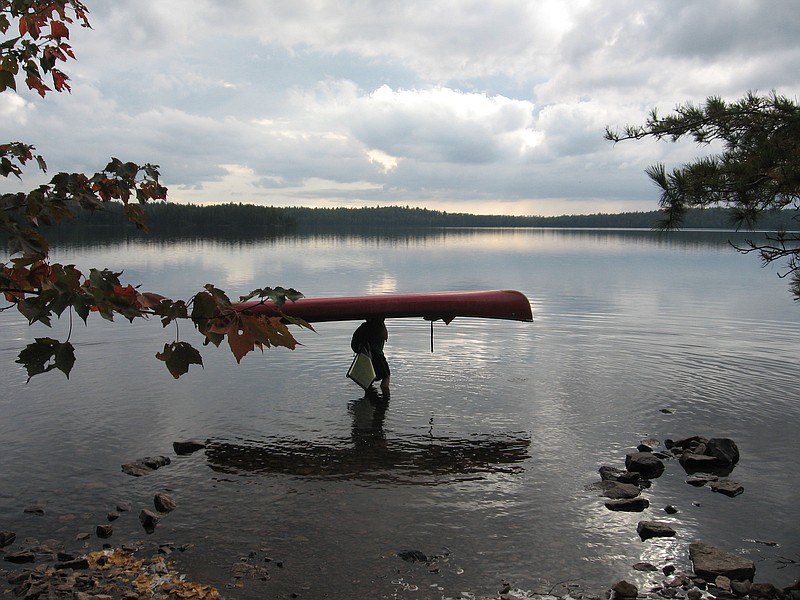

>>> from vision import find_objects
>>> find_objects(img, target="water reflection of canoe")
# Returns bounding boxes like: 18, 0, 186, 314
236, 289, 533, 323
204, 433, 531, 484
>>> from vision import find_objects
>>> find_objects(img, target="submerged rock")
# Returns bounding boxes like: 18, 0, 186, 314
173, 439, 207, 455
121, 455, 171, 477
154, 493, 177, 513
0, 530, 15, 547
397, 550, 428, 563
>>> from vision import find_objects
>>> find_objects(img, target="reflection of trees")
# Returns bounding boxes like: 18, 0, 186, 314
205, 398, 530, 485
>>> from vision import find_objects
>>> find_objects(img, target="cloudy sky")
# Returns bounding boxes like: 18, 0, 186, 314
2, 1, 799, 216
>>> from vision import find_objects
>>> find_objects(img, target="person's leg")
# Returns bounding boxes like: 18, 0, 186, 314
380, 375, 390, 393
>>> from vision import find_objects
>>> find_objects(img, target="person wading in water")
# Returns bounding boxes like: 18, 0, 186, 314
351, 317, 391, 395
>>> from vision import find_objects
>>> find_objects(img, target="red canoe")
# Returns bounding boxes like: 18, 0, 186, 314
236, 290, 533, 323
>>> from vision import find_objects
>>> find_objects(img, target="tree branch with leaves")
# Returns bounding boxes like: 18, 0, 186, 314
606, 91, 800, 300
2, 1, 310, 381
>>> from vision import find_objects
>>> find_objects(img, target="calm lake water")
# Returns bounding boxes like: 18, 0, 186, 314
1, 228, 799, 598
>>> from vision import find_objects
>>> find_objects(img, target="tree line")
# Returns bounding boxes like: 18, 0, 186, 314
24, 202, 799, 239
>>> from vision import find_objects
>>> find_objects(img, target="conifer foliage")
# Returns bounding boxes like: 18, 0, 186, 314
606, 92, 800, 300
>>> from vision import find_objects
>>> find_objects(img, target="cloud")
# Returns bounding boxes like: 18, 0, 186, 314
1, 0, 799, 215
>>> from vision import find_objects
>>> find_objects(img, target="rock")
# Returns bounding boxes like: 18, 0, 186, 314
664, 505, 679, 514
154, 493, 177, 513
230, 561, 269, 580
116, 501, 132, 512
731, 580, 751, 596
599, 465, 627, 481
637, 521, 677, 541
23, 501, 46, 515
107, 512, 120, 522
749, 582, 779, 598
598, 465, 640, 484
600, 481, 642, 499
713, 575, 732, 593
679, 453, 721, 473
121, 456, 171, 477
633, 562, 658, 572
173, 439, 206, 455
605, 497, 650, 512
663, 565, 676, 576
139, 509, 160, 533
57, 556, 90, 570
689, 542, 755, 581
705, 438, 740, 467
660, 408, 675, 414
686, 473, 719, 486
3, 551, 36, 563
95, 524, 113, 539
617, 471, 641, 484
398, 550, 428, 563
709, 479, 744, 497
612, 579, 638, 598
686, 588, 703, 600
625, 452, 665, 478
0, 530, 15, 547
671, 436, 709, 451
638, 438, 660, 452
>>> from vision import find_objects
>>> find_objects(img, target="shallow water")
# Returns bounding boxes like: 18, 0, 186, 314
1, 228, 798, 598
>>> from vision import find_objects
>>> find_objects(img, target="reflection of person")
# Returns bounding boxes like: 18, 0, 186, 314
350, 395, 388, 451
351, 317, 391, 394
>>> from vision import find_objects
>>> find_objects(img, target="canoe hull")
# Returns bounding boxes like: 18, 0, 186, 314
236, 290, 533, 323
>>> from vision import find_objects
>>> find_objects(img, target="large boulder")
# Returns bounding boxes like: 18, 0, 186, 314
689, 542, 755, 581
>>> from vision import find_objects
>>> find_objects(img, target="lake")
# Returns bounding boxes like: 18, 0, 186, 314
1, 228, 798, 598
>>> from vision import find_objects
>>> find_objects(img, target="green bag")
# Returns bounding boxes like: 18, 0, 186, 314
347, 347, 375, 390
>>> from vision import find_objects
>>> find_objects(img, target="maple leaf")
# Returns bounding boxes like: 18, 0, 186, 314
16, 338, 75, 382
48, 20, 70, 39
25, 75, 50, 97
155, 341, 203, 379
226, 318, 257, 363
52, 69, 70, 93
137, 291, 167, 309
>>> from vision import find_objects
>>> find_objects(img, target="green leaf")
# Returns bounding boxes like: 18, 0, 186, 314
155, 341, 203, 379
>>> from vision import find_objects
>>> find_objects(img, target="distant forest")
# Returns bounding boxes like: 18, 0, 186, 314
18, 202, 800, 239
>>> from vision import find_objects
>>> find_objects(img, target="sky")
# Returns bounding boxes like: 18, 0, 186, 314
2, 0, 800, 217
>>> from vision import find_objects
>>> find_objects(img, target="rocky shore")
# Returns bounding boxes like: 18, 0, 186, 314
2, 436, 798, 599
